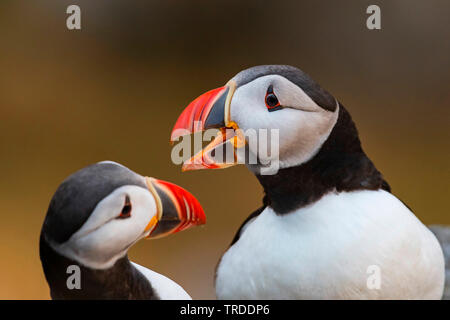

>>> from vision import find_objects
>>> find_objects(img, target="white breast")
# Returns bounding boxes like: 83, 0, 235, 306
131, 262, 192, 300
216, 190, 445, 299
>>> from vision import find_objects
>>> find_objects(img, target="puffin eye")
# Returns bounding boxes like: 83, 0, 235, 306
117, 195, 132, 219
265, 85, 282, 112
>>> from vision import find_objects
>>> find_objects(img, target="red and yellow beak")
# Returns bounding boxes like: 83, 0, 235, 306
170, 80, 245, 171
144, 177, 206, 239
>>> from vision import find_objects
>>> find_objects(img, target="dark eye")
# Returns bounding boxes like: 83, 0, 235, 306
265, 85, 282, 112
116, 195, 132, 219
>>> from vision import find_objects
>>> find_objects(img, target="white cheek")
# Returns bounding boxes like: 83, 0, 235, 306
231, 82, 339, 169
230, 84, 267, 133
252, 108, 338, 168
55, 186, 157, 269
275, 108, 338, 165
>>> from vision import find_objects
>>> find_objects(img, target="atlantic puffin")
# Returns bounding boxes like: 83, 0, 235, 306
40, 161, 205, 299
170, 65, 446, 299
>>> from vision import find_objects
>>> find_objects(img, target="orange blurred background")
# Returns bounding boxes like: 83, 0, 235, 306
0, 0, 449, 299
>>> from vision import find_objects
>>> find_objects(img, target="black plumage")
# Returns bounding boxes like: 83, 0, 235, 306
230, 104, 390, 245
257, 103, 390, 214
40, 234, 158, 300
40, 162, 158, 299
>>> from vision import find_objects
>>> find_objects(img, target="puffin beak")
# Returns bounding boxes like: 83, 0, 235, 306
144, 177, 206, 239
170, 80, 245, 171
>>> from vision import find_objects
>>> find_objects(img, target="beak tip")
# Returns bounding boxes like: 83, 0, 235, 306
169, 135, 178, 144
194, 211, 207, 226
181, 162, 207, 172
170, 130, 181, 142
150, 178, 206, 236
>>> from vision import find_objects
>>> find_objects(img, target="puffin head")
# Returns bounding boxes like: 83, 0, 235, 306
40, 161, 205, 269
171, 65, 340, 174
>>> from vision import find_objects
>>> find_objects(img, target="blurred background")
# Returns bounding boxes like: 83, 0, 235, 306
0, 0, 449, 299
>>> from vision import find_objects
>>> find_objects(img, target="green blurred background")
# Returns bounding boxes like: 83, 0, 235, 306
0, 0, 449, 299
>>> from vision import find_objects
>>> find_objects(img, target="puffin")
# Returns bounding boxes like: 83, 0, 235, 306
170, 65, 447, 299
40, 161, 206, 299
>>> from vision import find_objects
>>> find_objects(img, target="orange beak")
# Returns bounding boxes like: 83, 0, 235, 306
144, 177, 206, 239
170, 80, 245, 171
